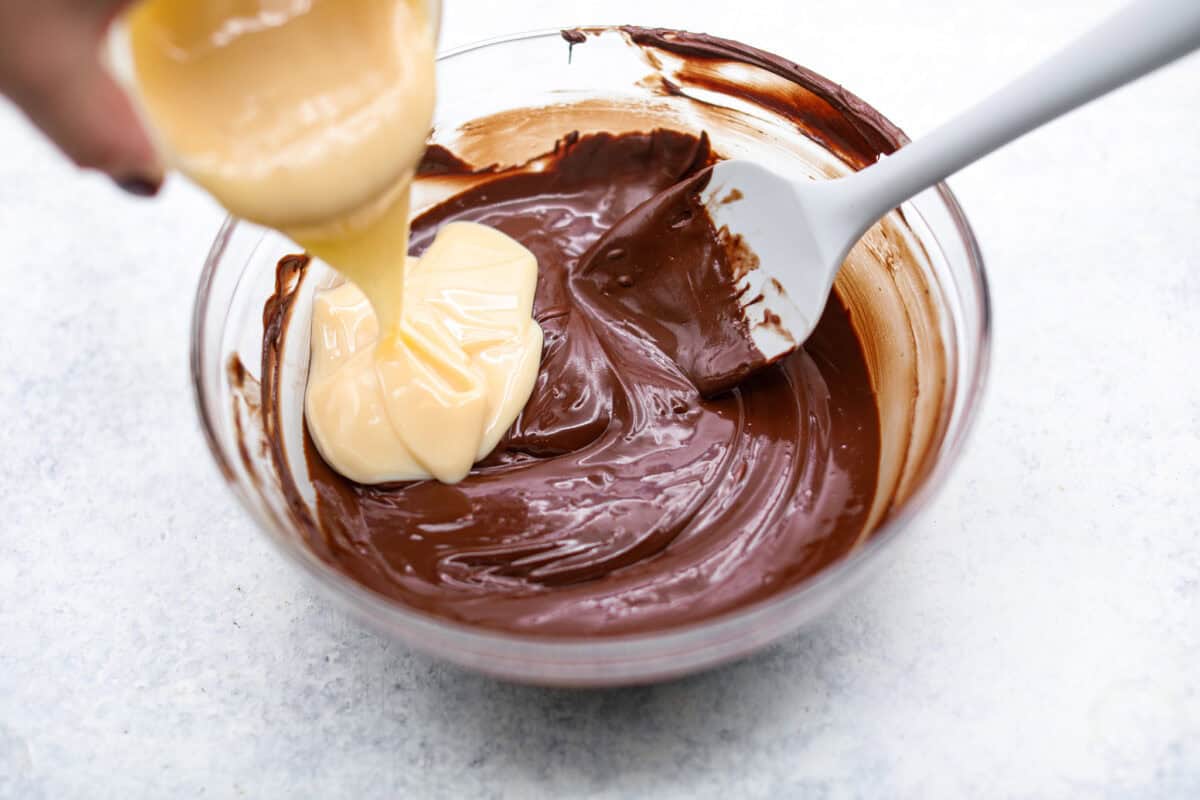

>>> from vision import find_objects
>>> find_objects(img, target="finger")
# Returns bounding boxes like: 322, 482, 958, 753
23, 58, 162, 190
2, 13, 161, 192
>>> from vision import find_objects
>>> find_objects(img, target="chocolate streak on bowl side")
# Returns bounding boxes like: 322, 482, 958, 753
259, 129, 882, 637
613, 27, 908, 169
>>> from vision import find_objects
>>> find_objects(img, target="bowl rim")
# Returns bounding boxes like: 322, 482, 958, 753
190, 26, 992, 681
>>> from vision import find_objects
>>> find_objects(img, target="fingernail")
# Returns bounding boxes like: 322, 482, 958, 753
115, 176, 162, 198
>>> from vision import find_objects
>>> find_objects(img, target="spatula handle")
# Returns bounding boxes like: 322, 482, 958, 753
832, 0, 1200, 233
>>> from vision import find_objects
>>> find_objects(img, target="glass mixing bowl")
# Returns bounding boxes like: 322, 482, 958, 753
192, 28, 990, 687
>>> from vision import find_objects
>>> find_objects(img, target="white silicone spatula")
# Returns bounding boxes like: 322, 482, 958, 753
707, 0, 1200, 359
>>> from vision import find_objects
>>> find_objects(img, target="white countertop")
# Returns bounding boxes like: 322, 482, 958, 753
2, 1, 1198, 797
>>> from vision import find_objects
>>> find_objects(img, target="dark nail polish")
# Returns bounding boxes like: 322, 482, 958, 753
116, 177, 161, 198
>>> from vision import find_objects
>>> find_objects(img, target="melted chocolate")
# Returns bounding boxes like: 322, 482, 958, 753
263, 130, 881, 637
574, 165, 767, 397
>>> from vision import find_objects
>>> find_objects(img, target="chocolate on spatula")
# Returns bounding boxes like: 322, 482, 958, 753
574, 167, 806, 397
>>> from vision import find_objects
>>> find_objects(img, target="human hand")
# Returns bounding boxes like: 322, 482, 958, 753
0, 0, 161, 196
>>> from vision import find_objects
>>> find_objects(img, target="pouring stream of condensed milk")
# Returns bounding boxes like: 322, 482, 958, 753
120, 0, 544, 483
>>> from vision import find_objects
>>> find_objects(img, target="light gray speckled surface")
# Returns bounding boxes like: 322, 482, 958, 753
2, 1, 1199, 797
